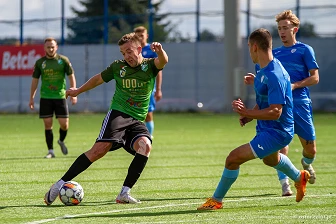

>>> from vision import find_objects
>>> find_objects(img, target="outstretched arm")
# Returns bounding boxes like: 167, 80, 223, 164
66, 73, 104, 98
151, 42, 168, 69
292, 69, 319, 90
232, 99, 282, 120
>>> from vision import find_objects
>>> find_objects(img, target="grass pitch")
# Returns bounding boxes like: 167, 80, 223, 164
0, 113, 335, 224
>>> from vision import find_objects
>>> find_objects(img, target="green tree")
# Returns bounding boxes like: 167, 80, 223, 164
200, 29, 217, 41
67, 0, 170, 44
298, 22, 318, 37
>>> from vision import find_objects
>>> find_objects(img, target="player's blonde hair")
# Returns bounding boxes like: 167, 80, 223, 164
275, 10, 300, 27
118, 32, 141, 46
134, 26, 147, 33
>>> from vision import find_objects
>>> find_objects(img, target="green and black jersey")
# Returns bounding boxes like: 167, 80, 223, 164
101, 58, 161, 122
33, 54, 74, 99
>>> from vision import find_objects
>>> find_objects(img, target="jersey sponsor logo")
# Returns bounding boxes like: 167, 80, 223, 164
141, 62, 148, 72
120, 66, 127, 77
126, 97, 142, 108
257, 144, 264, 150
42, 61, 46, 69
48, 84, 58, 91
291, 49, 297, 53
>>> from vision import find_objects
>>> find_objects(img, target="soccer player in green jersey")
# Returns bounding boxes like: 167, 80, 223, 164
29, 37, 77, 159
44, 32, 168, 205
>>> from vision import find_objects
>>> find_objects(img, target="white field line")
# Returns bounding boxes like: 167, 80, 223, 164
26, 194, 336, 224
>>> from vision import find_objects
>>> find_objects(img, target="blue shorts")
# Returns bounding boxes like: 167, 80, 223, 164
293, 102, 316, 140
250, 129, 293, 159
148, 91, 156, 112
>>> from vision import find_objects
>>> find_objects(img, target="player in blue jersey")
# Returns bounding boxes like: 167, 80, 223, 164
134, 26, 163, 138
197, 28, 310, 210
245, 10, 319, 196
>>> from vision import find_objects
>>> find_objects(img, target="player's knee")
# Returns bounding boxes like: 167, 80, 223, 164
262, 159, 273, 167
279, 145, 289, 155
43, 118, 53, 129
303, 146, 316, 158
59, 120, 69, 130
86, 142, 111, 162
225, 153, 240, 169
134, 136, 152, 157
60, 124, 68, 130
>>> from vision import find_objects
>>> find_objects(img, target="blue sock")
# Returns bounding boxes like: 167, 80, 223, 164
277, 170, 288, 181
302, 156, 315, 165
273, 154, 301, 182
213, 168, 239, 202
145, 121, 154, 136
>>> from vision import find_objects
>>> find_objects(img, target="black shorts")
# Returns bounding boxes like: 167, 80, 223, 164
39, 98, 69, 118
96, 110, 152, 155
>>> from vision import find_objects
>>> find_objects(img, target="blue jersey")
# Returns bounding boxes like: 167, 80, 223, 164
273, 42, 319, 104
254, 58, 294, 138
142, 44, 157, 59
142, 43, 157, 92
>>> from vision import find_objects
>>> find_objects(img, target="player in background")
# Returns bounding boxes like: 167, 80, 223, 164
44, 33, 168, 205
134, 26, 163, 138
29, 37, 77, 158
245, 10, 319, 196
198, 28, 310, 210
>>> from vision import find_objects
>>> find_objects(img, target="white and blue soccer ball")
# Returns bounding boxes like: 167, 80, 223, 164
59, 181, 84, 206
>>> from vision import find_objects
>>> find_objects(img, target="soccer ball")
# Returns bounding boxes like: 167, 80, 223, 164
59, 181, 84, 206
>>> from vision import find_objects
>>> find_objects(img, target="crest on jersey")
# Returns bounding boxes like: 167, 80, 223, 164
42, 61, 46, 69
58, 59, 63, 64
120, 66, 127, 77
291, 49, 297, 53
141, 62, 148, 72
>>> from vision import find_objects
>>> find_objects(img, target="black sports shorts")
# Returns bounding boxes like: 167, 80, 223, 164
39, 98, 69, 118
96, 109, 152, 155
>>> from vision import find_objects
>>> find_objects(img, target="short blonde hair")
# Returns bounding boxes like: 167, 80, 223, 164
275, 10, 300, 27
134, 26, 147, 33
118, 32, 141, 46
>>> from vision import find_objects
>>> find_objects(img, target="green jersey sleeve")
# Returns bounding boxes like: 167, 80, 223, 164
61, 55, 74, 75
32, 58, 43, 78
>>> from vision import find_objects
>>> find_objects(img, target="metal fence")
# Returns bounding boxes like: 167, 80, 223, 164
1, 38, 336, 114
0, 0, 335, 113
0, 0, 336, 44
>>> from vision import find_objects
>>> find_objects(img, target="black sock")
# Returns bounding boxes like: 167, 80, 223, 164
61, 153, 92, 181
59, 128, 67, 142
123, 153, 148, 188
45, 129, 53, 150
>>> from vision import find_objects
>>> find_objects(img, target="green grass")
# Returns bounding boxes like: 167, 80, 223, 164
0, 113, 335, 224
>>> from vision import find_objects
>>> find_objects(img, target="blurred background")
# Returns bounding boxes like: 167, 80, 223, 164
0, 0, 335, 113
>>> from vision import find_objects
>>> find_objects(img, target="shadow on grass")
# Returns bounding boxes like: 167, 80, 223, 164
0, 193, 279, 210
1, 156, 79, 161
61, 209, 210, 220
